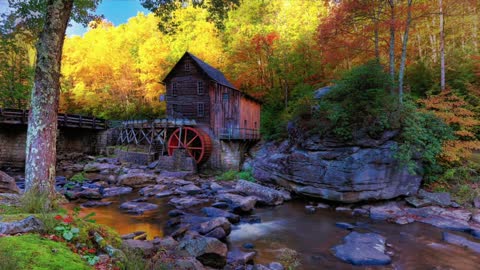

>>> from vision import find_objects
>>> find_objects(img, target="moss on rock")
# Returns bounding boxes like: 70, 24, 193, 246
0, 234, 92, 270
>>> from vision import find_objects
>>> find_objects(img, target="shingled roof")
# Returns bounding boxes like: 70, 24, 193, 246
186, 52, 236, 89
162, 52, 235, 89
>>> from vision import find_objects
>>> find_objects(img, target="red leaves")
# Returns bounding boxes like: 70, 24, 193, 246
63, 216, 74, 224
251, 32, 279, 52
54, 215, 62, 221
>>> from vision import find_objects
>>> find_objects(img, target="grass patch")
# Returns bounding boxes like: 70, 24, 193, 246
0, 234, 92, 270
19, 190, 55, 213
70, 172, 88, 183
216, 169, 255, 182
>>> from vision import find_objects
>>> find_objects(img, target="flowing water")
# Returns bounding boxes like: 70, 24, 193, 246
68, 195, 480, 270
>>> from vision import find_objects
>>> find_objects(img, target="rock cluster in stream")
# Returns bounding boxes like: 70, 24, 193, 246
53, 157, 292, 269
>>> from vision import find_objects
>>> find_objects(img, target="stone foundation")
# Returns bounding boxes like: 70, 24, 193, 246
157, 149, 196, 172
0, 124, 110, 169
116, 149, 156, 165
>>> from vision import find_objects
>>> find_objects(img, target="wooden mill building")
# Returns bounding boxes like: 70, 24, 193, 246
162, 52, 261, 140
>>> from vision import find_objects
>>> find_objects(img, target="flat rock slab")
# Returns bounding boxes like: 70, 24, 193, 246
443, 232, 480, 253
102, 187, 133, 197
120, 201, 158, 214
81, 201, 112, 208
235, 180, 287, 206
418, 216, 471, 232
0, 216, 44, 235
369, 202, 405, 220
405, 196, 432, 208
176, 184, 202, 195
117, 172, 157, 188
139, 185, 167, 197
418, 189, 452, 207
332, 232, 391, 266
169, 196, 209, 209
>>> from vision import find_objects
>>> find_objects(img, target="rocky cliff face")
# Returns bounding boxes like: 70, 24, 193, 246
252, 131, 421, 203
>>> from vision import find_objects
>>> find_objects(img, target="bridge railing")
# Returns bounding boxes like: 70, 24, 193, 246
0, 108, 107, 129
217, 127, 261, 140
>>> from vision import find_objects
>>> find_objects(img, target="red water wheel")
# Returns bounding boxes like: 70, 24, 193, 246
167, 127, 212, 164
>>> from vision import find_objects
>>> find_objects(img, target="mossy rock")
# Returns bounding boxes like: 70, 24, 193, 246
78, 221, 122, 249
0, 234, 92, 270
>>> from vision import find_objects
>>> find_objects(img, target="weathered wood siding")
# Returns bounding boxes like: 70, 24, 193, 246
239, 97, 261, 132
209, 83, 241, 135
165, 56, 210, 123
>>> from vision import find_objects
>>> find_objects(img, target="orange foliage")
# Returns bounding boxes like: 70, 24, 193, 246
421, 89, 480, 163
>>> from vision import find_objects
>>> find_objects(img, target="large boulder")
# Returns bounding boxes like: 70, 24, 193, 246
0, 216, 44, 234
216, 193, 257, 213
177, 235, 228, 268
332, 232, 391, 266
117, 172, 157, 188
0, 170, 20, 194
235, 180, 287, 206
252, 134, 421, 203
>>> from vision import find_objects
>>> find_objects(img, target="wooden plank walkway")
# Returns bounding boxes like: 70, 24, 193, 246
0, 108, 108, 130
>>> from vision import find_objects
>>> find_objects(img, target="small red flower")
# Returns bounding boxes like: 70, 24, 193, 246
63, 216, 74, 223
54, 215, 63, 221
88, 248, 96, 254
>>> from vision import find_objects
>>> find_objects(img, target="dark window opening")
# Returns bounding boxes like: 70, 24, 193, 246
172, 82, 177, 96
197, 103, 205, 117
244, 119, 247, 127
172, 104, 178, 112
185, 62, 190, 72
223, 93, 229, 102
197, 81, 204, 95
254, 122, 257, 129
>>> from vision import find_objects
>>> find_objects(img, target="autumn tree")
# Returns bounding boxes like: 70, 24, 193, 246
6, 0, 100, 202
140, 0, 239, 33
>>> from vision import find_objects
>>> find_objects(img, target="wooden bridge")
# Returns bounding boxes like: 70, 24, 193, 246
0, 108, 108, 130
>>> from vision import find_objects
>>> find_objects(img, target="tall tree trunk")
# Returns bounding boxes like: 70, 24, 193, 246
439, 0, 445, 91
388, 0, 396, 94
25, 0, 74, 198
398, 0, 413, 103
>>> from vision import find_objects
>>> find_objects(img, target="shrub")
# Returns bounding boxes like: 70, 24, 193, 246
216, 169, 256, 182
315, 61, 401, 140
216, 170, 237, 181
395, 100, 454, 177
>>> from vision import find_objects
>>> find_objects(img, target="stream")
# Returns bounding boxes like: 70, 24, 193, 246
65, 193, 480, 270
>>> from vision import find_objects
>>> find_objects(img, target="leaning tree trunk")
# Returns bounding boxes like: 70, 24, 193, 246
25, 0, 74, 198
398, 0, 413, 103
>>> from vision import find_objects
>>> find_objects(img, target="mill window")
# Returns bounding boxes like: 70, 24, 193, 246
197, 81, 204, 95
185, 62, 190, 72
197, 103, 205, 117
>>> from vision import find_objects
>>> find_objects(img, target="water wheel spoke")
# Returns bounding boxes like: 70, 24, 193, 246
186, 135, 199, 147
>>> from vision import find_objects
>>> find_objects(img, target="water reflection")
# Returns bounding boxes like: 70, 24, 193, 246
66, 195, 480, 270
